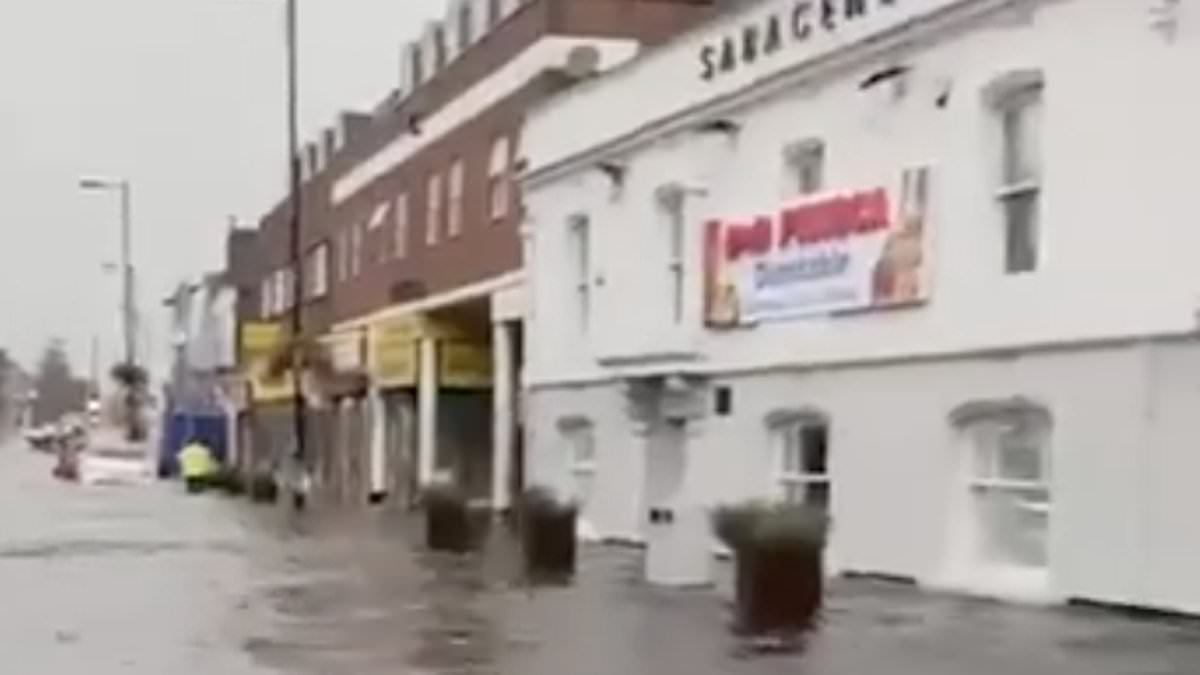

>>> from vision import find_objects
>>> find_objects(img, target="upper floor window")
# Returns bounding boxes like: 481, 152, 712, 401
769, 410, 830, 510
487, 0, 501, 27
410, 47, 425, 85
433, 27, 447, 70
568, 213, 591, 329
394, 192, 410, 259
656, 185, 687, 324
337, 229, 350, 282
784, 138, 825, 197
488, 136, 511, 221
988, 72, 1043, 274
426, 171, 444, 245
306, 243, 329, 299
260, 276, 273, 318
457, 2, 474, 50
448, 159, 466, 238
350, 222, 363, 277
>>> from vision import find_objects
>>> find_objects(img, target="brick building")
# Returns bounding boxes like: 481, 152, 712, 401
245, 0, 716, 508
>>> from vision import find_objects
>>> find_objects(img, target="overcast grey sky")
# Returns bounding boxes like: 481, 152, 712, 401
0, 0, 446, 377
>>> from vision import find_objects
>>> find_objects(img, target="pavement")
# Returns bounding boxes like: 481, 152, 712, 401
3, 439, 1200, 674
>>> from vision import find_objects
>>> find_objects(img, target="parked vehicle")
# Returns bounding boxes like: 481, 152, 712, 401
79, 436, 154, 487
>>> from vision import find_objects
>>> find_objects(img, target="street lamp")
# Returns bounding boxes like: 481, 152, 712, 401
80, 176, 141, 440
79, 177, 135, 370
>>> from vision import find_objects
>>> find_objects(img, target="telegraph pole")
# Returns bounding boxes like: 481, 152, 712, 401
285, 0, 308, 511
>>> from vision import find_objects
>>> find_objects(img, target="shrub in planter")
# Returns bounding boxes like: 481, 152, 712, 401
518, 487, 577, 583
249, 473, 279, 504
421, 482, 471, 553
712, 501, 828, 639
209, 467, 245, 496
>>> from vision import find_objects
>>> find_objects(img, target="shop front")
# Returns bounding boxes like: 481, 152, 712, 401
364, 311, 495, 506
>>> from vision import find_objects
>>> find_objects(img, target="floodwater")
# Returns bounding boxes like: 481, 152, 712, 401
4, 442, 1200, 674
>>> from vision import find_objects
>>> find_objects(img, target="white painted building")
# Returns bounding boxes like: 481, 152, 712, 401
519, 0, 1200, 612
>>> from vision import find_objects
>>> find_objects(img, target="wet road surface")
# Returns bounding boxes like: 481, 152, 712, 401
4, 442, 1200, 674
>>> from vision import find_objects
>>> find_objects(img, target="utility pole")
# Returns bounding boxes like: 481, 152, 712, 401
285, 0, 308, 511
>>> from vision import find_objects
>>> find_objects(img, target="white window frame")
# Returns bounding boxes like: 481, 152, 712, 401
448, 159, 465, 238
568, 213, 590, 330
337, 229, 349, 282
770, 413, 830, 510
426, 172, 443, 245
964, 410, 1051, 505
272, 268, 286, 315
394, 192, 410, 259
665, 202, 685, 324
260, 276, 273, 318
350, 221, 363, 277
308, 243, 329, 299
560, 418, 596, 506
990, 77, 1043, 274
488, 136, 511, 222
956, 402, 1053, 569
456, 0, 474, 51
366, 201, 390, 231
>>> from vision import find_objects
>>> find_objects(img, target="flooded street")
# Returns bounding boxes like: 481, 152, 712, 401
5, 442, 1200, 674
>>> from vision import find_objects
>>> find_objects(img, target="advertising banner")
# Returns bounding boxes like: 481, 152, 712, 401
240, 321, 295, 402
704, 166, 930, 327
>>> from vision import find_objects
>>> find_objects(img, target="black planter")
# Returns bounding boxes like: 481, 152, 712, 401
425, 494, 471, 553
249, 474, 279, 504
734, 544, 823, 637
520, 502, 577, 583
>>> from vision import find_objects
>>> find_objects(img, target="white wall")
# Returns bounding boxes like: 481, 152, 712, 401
529, 339, 1200, 613
523, 0, 1200, 387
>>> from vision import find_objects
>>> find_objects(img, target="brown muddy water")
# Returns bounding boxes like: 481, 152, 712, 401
3, 443, 1200, 674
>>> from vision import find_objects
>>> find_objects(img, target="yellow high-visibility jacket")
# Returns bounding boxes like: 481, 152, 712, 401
179, 442, 217, 479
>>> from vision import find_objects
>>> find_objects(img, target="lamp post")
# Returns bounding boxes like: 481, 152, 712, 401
80, 177, 141, 441
79, 178, 134, 369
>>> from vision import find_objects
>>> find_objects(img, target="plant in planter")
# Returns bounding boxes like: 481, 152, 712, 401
249, 472, 279, 504
421, 481, 471, 553
209, 466, 245, 496
711, 501, 828, 642
518, 486, 578, 583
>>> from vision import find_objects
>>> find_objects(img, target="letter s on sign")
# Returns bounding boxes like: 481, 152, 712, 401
700, 45, 717, 81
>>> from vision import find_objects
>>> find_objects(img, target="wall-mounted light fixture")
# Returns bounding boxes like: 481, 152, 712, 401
859, 64, 911, 101
654, 181, 708, 212
694, 118, 741, 136
595, 160, 628, 192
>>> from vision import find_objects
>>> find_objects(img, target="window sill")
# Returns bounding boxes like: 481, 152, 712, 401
994, 181, 1039, 200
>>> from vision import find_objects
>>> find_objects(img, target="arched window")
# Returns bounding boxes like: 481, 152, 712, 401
765, 407, 830, 510
557, 415, 596, 503
950, 397, 1053, 570
457, 1, 474, 51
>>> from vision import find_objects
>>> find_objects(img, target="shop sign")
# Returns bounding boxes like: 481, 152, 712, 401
240, 321, 285, 361
440, 341, 492, 390
240, 321, 295, 403
704, 166, 930, 327
326, 329, 366, 373
371, 317, 420, 388
700, 0, 905, 82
